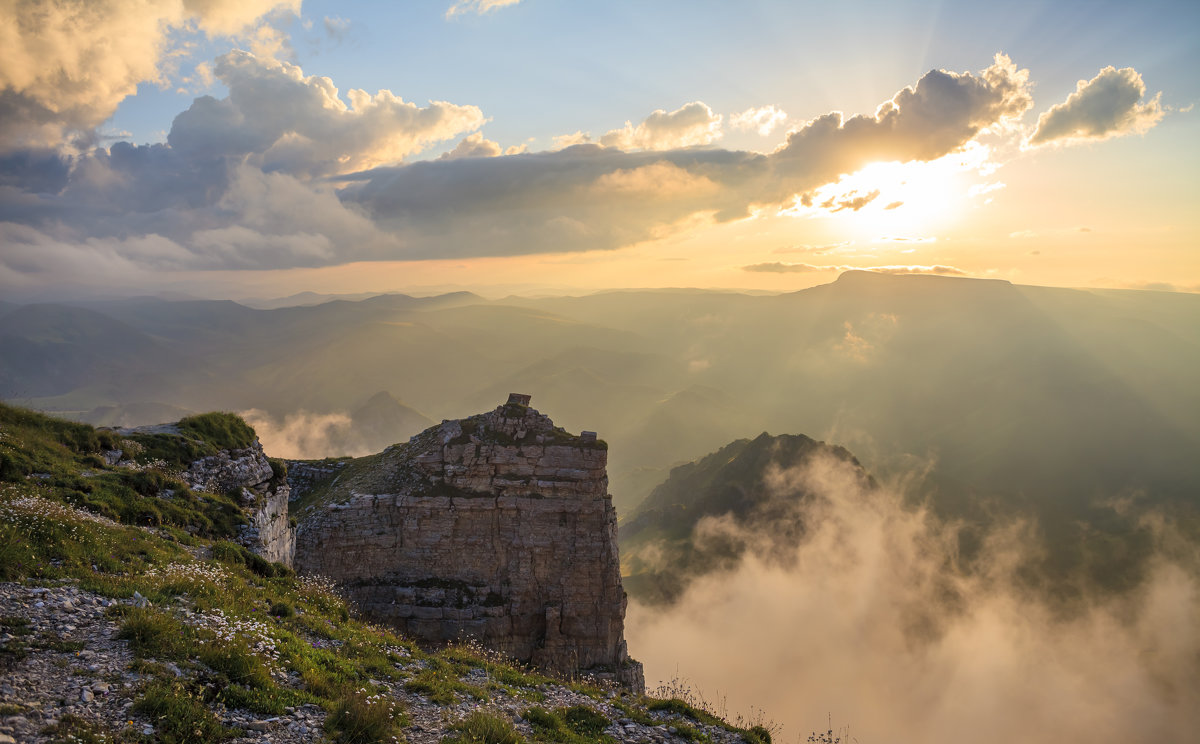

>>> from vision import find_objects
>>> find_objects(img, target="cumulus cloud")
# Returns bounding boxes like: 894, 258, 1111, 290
1030, 66, 1163, 146
169, 51, 486, 177
769, 54, 1031, 195
439, 132, 504, 160
552, 131, 593, 149
0, 0, 299, 150
446, 0, 520, 19
730, 105, 788, 136
625, 453, 1200, 743
600, 102, 724, 151
0, 53, 1039, 282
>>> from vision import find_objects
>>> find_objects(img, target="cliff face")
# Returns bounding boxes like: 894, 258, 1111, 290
294, 395, 643, 690
182, 440, 295, 568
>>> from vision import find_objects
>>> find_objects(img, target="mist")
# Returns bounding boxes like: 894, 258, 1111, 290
625, 453, 1200, 743
241, 408, 369, 459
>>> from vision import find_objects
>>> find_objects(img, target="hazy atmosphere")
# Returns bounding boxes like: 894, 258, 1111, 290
2, 2, 1199, 743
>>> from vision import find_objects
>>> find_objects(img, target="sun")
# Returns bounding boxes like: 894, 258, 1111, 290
783, 142, 999, 243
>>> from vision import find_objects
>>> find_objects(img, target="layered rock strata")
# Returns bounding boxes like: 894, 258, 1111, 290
295, 395, 643, 690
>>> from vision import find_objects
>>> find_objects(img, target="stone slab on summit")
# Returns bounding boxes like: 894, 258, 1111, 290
295, 395, 643, 691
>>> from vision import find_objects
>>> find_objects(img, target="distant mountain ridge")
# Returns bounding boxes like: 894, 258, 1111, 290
3, 273, 1198, 519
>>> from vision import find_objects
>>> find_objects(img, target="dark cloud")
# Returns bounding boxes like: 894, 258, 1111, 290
1030, 66, 1163, 145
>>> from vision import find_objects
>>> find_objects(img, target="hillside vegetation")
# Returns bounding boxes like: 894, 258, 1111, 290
0, 403, 776, 744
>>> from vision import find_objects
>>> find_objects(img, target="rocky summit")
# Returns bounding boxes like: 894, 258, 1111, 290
294, 394, 644, 692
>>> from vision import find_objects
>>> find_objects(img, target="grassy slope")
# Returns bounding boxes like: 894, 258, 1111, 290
0, 403, 769, 744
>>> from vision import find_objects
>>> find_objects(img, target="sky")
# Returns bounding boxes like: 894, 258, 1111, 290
1, 0, 1197, 301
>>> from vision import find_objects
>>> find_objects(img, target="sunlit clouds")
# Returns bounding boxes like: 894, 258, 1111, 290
169, 51, 486, 177
0, 0, 299, 150
1030, 66, 1164, 146
730, 105, 789, 137
0, 1, 1190, 299
598, 102, 724, 151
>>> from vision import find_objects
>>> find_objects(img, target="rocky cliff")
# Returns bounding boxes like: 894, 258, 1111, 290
294, 394, 643, 691
111, 422, 296, 568
183, 442, 295, 567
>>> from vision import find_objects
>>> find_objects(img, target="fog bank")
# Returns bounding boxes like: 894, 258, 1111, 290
625, 454, 1200, 743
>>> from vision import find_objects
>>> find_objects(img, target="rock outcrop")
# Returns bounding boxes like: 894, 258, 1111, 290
295, 395, 643, 691
183, 441, 295, 568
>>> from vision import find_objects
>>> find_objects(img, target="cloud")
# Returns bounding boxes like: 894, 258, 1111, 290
820, 189, 880, 212
743, 262, 829, 273
743, 263, 963, 277
867, 263, 962, 274
590, 162, 718, 198
625, 453, 1200, 743
600, 102, 724, 151
323, 15, 351, 41
439, 132, 504, 160
0, 53, 1039, 284
884, 200, 903, 210
730, 105, 788, 136
773, 54, 1030, 176
552, 131, 593, 149
1029, 66, 1163, 146
446, 0, 521, 19
168, 51, 485, 177
0, 0, 299, 151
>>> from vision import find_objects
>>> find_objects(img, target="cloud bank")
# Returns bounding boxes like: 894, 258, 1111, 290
1030, 66, 1163, 145
625, 453, 1200, 744
0, 0, 299, 150
0, 50, 1159, 295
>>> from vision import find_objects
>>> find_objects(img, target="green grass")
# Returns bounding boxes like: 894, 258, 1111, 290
177, 412, 257, 451
523, 706, 613, 744
445, 711, 526, 744
405, 657, 487, 705
125, 412, 258, 469
133, 679, 234, 743
0, 402, 759, 744
646, 698, 725, 727
326, 688, 408, 744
